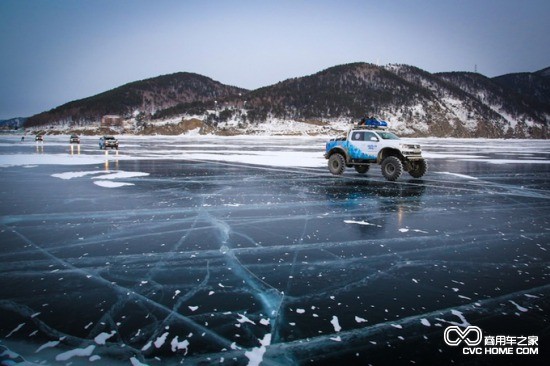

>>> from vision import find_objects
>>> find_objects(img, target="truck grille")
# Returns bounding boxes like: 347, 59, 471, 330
401, 144, 422, 156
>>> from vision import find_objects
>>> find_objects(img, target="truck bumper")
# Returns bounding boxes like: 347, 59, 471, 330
404, 155, 424, 161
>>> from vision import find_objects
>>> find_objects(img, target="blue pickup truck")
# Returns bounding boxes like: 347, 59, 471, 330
324, 120, 427, 181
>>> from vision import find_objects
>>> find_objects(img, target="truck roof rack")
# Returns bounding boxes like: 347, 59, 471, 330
354, 119, 388, 129
352, 124, 388, 130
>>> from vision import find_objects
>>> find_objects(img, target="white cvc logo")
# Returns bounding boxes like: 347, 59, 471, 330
444, 326, 483, 347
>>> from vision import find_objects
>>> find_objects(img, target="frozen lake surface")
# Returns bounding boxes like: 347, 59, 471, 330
0, 135, 549, 365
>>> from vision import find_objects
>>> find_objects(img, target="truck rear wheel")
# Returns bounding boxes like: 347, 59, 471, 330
328, 153, 346, 175
354, 165, 370, 174
381, 156, 403, 181
408, 160, 427, 178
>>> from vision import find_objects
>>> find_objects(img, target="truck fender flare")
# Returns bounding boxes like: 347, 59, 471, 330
377, 148, 403, 164
327, 147, 349, 161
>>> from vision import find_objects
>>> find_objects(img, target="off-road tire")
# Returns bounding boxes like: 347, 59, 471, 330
328, 153, 346, 175
408, 160, 428, 178
354, 165, 370, 174
381, 156, 403, 181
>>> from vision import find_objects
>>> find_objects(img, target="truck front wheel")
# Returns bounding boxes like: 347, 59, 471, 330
381, 156, 403, 181
408, 160, 428, 178
328, 153, 346, 175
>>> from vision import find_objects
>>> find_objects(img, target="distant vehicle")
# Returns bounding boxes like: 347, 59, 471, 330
69, 134, 80, 144
324, 118, 427, 181
35, 135, 44, 142
99, 135, 119, 150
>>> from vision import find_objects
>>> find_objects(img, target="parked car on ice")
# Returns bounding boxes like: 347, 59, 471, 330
99, 135, 119, 150
69, 134, 80, 144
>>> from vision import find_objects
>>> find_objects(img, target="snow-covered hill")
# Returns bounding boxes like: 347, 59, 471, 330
23, 63, 549, 138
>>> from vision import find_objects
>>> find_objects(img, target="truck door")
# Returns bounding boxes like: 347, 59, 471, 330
350, 131, 378, 160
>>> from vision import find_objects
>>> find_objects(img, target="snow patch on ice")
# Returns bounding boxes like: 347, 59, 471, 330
436, 309, 472, 328
330, 316, 341, 332
52, 170, 109, 179
55, 345, 95, 361
244, 333, 271, 366
399, 228, 428, 234
344, 220, 382, 228
438, 171, 479, 180
94, 330, 116, 345
237, 313, 256, 325
6, 323, 25, 337
36, 340, 60, 353
187, 151, 324, 167
355, 316, 368, 323
0, 154, 107, 167
93, 181, 134, 188
141, 341, 152, 351
130, 356, 149, 366
154, 332, 169, 348
92, 171, 149, 180
462, 158, 550, 165
509, 300, 528, 312
170, 336, 190, 354
52, 169, 147, 188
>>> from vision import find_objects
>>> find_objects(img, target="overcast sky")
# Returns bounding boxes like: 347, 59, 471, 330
1, 0, 549, 119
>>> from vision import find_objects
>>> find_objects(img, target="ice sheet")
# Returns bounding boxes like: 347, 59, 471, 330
0, 135, 548, 365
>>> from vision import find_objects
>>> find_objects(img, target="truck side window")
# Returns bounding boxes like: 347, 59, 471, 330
364, 132, 378, 141
352, 132, 364, 141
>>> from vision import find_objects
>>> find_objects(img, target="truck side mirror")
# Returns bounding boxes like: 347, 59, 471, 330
370, 137, 379, 142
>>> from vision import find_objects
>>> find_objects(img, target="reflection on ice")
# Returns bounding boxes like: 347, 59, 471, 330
0, 136, 548, 365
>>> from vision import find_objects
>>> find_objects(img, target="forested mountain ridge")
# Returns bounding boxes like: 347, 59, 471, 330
23, 63, 548, 138
25, 72, 247, 128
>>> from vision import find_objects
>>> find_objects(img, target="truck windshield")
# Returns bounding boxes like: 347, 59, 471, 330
378, 132, 400, 140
